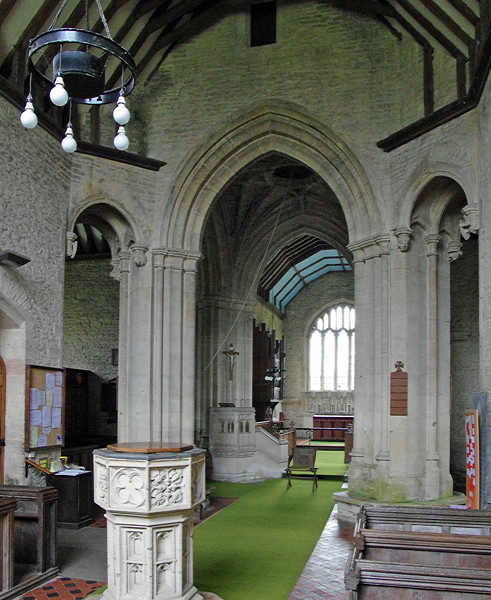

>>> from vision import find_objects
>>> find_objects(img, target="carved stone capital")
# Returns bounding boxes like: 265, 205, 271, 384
448, 240, 463, 262
152, 249, 167, 269
119, 251, 132, 274
66, 231, 78, 258
347, 234, 391, 262
130, 245, 148, 267
424, 233, 441, 256
459, 205, 479, 240
110, 257, 121, 281
395, 227, 412, 252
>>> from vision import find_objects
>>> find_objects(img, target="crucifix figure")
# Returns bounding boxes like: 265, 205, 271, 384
223, 343, 239, 380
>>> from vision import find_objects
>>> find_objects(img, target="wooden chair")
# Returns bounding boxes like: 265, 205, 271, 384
285, 447, 318, 491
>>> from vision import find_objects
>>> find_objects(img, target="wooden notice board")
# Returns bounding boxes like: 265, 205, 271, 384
465, 409, 480, 509
25, 365, 65, 451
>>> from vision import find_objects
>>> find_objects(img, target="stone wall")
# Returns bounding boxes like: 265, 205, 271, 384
0, 95, 70, 481
63, 258, 119, 439
63, 258, 119, 380
131, 2, 433, 233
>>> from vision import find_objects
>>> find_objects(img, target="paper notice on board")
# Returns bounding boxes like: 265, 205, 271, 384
30, 409, 42, 426
29, 426, 38, 447
38, 390, 46, 405
30, 389, 39, 409
52, 407, 61, 429
53, 387, 62, 407
41, 405, 51, 427
55, 371, 62, 386
46, 372, 55, 391
46, 390, 54, 406
37, 434, 47, 447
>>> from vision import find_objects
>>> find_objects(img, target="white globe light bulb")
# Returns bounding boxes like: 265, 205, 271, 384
50, 76, 69, 107
61, 124, 77, 153
113, 95, 130, 125
20, 98, 38, 129
114, 125, 129, 151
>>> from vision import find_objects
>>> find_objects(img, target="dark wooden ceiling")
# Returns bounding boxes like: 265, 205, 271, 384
0, 0, 486, 113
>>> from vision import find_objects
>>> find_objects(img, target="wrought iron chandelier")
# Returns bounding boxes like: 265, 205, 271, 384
20, 0, 137, 153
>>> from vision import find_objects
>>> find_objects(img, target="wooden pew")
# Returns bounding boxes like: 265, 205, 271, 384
346, 505, 491, 599
354, 529, 491, 569
0, 498, 16, 593
354, 504, 491, 537
345, 548, 491, 599
0, 486, 59, 600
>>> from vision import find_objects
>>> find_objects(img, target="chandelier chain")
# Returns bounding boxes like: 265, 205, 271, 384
47, 0, 112, 39
48, 0, 70, 31
95, 0, 112, 39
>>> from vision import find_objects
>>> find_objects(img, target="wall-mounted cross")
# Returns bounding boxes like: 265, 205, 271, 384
223, 344, 239, 380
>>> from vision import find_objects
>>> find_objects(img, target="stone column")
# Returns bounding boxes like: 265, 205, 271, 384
93, 444, 207, 600
116, 252, 131, 442
151, 249, 201, 446
346, 236, 391, 499
424, 233, 441, 499
151, 251, 166, 441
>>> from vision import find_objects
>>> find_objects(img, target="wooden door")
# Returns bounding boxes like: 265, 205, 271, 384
0, 358, 5, 483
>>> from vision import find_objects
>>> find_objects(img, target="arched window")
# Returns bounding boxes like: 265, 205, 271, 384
308, 303, 355, 391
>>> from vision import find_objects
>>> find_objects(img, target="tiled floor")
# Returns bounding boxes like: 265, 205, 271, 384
18, 578, 104, 600
287, 505, 353, 600
15, 501, 352, 600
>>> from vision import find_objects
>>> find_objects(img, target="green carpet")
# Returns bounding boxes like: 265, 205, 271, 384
315, 449, 349, 477
194, 476, 343, 600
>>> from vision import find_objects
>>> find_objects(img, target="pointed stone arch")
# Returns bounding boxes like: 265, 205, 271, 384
399, 167, 470, 234
67, 196, 143, 260
162, 106, 379, 252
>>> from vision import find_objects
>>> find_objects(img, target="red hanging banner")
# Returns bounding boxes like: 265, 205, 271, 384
465, 409, 480, 509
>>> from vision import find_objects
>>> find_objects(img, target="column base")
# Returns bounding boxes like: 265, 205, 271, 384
102, 586, 207, 600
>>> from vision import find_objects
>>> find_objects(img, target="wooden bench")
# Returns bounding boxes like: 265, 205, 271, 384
355, 504, 491, 538
345, 550, 491, 599
354, 529, 491, 569
0, 498, 16, 594
0, 486, 59, 600
346, 505, 491, 599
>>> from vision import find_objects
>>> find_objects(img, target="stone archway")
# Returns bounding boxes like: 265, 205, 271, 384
161, 105, 380, 252
172, 108, 370, 480
64, 200, 145, 444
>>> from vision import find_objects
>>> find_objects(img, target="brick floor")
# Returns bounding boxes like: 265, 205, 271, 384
288, 506, 353, 600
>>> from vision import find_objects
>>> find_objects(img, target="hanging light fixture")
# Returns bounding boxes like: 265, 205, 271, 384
20, 0, 136, 153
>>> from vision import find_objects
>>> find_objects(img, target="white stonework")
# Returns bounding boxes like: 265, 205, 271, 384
1, 1, 491, 515
93, 447, 207, 600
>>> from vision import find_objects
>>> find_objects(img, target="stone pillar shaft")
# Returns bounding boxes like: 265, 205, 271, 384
117, 252, 131, 442
424, 234, 441, 499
